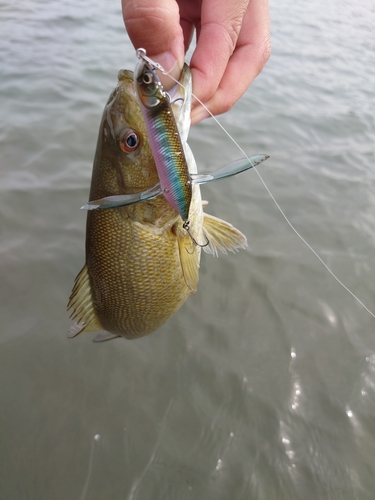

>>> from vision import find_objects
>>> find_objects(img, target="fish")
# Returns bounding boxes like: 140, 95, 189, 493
67, 64, 252, 341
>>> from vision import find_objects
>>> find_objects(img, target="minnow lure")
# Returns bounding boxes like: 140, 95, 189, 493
135, 49, 195, 240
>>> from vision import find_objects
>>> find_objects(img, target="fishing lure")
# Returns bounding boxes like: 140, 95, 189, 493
135, 48, 195, 241
83, 49, 269, 228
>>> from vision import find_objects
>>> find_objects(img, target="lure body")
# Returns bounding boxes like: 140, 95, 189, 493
134, 52, 192, 222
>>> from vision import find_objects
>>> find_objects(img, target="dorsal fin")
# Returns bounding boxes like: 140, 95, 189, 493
67, 265, 102, 337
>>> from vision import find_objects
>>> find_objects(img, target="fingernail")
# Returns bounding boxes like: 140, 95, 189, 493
152, 51, 183, 90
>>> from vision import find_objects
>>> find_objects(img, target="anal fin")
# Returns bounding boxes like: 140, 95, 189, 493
202, 213, 248, 257
67, 265, 102, 337
93, 331, 121, 342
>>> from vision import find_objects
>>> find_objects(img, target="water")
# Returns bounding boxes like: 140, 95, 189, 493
1, 0, 375, 498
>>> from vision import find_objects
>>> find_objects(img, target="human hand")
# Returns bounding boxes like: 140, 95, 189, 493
122, 0, 270, 125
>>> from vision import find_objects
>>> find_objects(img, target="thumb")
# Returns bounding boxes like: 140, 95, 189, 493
122, 0, 185, 90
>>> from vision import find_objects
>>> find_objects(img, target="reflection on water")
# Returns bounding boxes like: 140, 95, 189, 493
1, 0, 375, 498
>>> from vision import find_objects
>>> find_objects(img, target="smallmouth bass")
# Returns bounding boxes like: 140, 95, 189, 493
68, 65, 248, 341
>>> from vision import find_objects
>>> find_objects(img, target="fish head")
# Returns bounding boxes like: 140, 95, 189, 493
134, 57, 165, 109
89, 69, 159, 200
89, 64, 193, 202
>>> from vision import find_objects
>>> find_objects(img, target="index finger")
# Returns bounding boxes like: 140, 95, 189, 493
190, 0, 270, 123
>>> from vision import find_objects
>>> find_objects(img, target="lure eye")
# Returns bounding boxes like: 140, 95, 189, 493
143, 71, 153, 85
119, 129, 140, 153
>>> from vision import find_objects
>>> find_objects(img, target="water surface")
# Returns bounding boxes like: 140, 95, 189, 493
1, 0, 375, 498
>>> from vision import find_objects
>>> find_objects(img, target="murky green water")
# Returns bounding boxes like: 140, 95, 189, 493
1, 0, 375, 498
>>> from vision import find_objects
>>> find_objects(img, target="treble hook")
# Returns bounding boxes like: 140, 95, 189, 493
183, 220, 210, 249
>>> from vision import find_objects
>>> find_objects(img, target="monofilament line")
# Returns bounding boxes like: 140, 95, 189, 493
147, 55, 375, 320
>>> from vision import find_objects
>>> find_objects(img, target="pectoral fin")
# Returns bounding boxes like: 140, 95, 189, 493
177, 228, 200, 293
202, 213, 248, 257
81, 183, 162, 210
67, 265, 102, 337
68, 321, 86, 338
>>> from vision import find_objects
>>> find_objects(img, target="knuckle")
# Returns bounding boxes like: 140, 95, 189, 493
227, 17, 243, 52
219, 99, 235, 114
257, 33, 272, 70
205, 18, 241, 55
124, 5, 178, 38
211, 95, 235, 116
261, 33, 272, 64
125, 7, 164, 31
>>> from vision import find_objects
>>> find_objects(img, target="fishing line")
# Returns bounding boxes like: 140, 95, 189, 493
80, 434, 100, 500
139, 50, 375, 320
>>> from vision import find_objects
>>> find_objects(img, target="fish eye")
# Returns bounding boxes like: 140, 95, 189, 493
118, 129, 140, 153
143, 71, 153, 85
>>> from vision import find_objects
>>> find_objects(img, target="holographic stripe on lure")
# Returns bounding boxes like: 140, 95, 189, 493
134, 48, 193, 226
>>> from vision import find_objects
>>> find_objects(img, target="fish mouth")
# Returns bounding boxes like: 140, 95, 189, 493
117, 69, 135, 96
118, 69, 134, 82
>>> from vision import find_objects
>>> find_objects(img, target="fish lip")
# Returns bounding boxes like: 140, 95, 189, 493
118, 69, 134, 82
